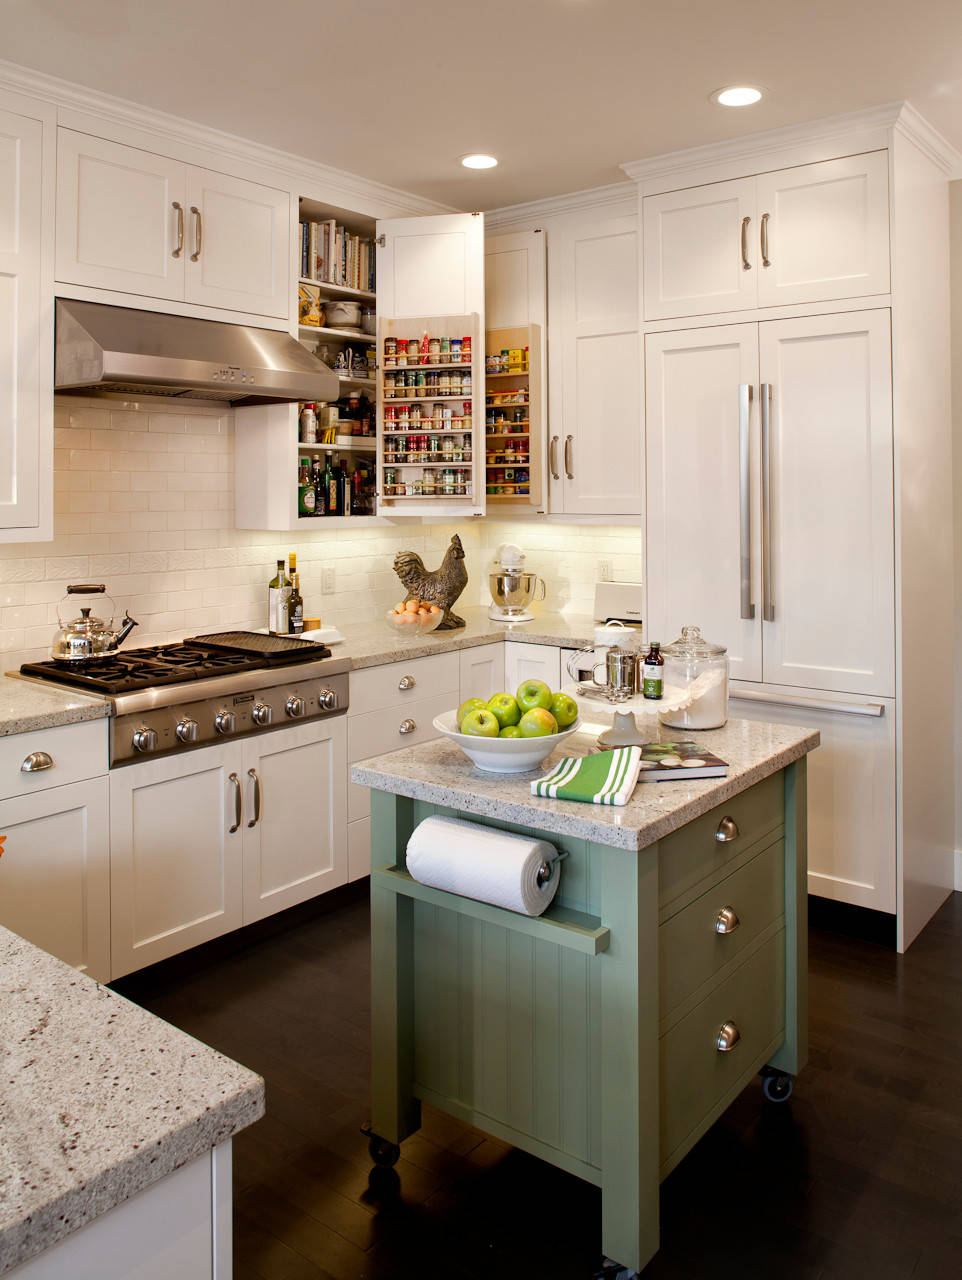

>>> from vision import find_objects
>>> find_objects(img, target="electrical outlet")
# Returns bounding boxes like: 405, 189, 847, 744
598, 559, 612, 582
321, 567, 336, 594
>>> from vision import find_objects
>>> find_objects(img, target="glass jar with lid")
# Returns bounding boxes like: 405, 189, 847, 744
658, 625, 729, 730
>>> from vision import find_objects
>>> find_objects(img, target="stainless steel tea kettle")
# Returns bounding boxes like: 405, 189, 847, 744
51, 585, 139, 664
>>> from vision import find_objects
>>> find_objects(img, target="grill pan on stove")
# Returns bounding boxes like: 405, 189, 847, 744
190, 632, 332, 665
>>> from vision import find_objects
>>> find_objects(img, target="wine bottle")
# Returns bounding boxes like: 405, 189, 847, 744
297, 463, 316, 516
323, 454, 338, 516
288, 572, 304, 635
268, 558, 291, 635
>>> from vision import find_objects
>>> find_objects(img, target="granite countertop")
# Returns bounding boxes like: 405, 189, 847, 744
0, 929, 264, 1275
334, 606, 598, 670
0, 680, 108, 738
351, 717, 819, 852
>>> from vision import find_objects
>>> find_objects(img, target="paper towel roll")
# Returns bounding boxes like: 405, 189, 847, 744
406, 815, 561, 917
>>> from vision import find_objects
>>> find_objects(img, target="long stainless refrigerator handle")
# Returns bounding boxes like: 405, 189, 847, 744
730, 688, 885, 718
760, 382, 775, 622
738, 384, 755, 620
228, 772, 241, 834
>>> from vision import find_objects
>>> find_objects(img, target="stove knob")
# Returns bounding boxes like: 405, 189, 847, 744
318, 688, 338, 711
214, 710, 236, 735
252, 703, 272, 727
175, 717, 199, 743
132, 726, 158, 754
285, 695, 306, 719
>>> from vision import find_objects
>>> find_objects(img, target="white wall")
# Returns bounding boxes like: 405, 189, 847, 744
950, 180, 962, 890
0, 395, 639, 673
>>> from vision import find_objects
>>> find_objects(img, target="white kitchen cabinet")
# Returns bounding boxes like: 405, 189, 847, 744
56, 130, 290, 319
504, 641, 561, 693
241, 717, 347, 921
643, 151, 890, 320
459, 643, 505, 701
109, 745, 244, 978
0, 96, 51, 541
0, 777, 110, 981
644, 310, 894, 698
549, 213, 642, 515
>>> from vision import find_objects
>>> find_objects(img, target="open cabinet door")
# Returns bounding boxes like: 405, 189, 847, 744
375, 213, 486, 516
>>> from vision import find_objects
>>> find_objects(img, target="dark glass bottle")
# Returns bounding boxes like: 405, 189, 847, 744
288, 573, 304, 634
323, 453, 338, 516
642, 642, 664, 700
312, 460, 327, 516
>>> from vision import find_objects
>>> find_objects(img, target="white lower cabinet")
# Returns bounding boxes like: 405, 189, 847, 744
503, 640, 561, 692
0, 777, 109, 981
458, 642, 505, 700
348, 816, 372, 883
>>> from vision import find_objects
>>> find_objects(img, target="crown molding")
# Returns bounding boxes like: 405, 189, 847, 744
892, 102, 962, 176
0, 57, 457, 218
620, 102, 912, 185
485, 181, 636, 230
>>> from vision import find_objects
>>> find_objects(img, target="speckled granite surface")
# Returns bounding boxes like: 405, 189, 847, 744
0, 680, 108, 738
352, 717, 819, 851
335, 606, 597, 669
0, 929, 264, 1275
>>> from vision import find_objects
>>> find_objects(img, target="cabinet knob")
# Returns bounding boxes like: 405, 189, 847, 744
399, 718, 416, 735
715, 1021, 741, 1053
714, 905, 740, 935
398, 675, 416, 691
715, 816, 739, 843
20, 751, 54, 773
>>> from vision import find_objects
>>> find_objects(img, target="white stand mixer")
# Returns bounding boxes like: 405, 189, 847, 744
488, 543, 545, 623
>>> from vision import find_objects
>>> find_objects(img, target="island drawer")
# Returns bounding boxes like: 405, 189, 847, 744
658, 771, 784, 908
661, 930, 785, 1168
659, 839, 785, 1018
348, 691, 454, 821
0, 720, 108, 800
349, 652, 460, 718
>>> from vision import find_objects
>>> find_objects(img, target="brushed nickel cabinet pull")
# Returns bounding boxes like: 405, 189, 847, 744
247, 768, 261, 828
398, 675, 416, 691
564, 435, 574, 479
549, 435, 560, 480
741, 216, 752, 270
714, 906, 740, 935
715, 816, 739, 843
399, 718, 416, 735
21, 751, 53, 773
228, 772, 241, 833
190, 206, 202, 262
761, 212, 771, 267
716, 1021, 741, 1052
172, 202, 184, 259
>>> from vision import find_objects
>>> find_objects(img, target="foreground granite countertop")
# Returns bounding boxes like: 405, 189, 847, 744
334, 606, 598, 670
0, 929, 264, 1275
0, 679, 108, 738
352, 717, 819, 851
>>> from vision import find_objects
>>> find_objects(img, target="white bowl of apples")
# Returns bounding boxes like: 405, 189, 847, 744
433, 680, 581, 773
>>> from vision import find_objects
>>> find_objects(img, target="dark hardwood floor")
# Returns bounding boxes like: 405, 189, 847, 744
113, 889, 962, 1280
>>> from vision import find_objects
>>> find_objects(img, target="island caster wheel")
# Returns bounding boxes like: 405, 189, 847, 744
760, 1071, 793, 1103
360, 1122, 401, 1167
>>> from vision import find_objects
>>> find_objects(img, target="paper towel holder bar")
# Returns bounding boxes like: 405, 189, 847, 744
536, 850, 569, 889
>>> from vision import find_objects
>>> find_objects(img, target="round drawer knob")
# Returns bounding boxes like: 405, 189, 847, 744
714, 906, 740, 935
398, 675, 416, 691
715, 1021, 741, 1053
399, 718, 416, 735
715, 816, 739, 843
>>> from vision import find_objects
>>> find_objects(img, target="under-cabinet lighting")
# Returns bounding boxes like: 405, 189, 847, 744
712, 86, 764, 107
460, 154, 499, 169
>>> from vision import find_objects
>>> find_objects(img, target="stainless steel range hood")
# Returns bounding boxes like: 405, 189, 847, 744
55, 299, 340, 405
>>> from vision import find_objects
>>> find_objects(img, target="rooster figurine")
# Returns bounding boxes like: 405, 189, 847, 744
393, 534, 468, 630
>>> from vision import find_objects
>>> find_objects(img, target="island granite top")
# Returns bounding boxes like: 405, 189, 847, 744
0, 928, 264, 1276
351, 717, 819, 852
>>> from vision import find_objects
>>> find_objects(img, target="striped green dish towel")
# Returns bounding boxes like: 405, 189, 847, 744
531, 747, 642, 806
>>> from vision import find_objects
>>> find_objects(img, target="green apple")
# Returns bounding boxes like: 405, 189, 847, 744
518, 707, 559, 738
549, 692, 579, 728
487, 692, 521, 728
460, 708, 501, 738
456, 697, 487, 728
516, 679, 553, 713
499, 725, 522, 739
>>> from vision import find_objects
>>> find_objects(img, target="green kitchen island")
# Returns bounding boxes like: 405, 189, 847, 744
351, 717, 818, 1276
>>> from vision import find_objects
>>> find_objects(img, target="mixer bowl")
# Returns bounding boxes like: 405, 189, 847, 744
489, 571, 544, 615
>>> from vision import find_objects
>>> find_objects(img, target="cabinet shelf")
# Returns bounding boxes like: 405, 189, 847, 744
385, 428, 472, 436
298, 436, 376, 453
384, 361, 471, 374
298, 323, 373, 342
299, 277, 376, 303
337, 375, 376, 390
384, 461, 473, 469
384, 395, 472, 405
485, 369, 529, 379
380, 492, 474, 501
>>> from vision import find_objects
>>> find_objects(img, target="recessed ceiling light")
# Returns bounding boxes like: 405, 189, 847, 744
711, 86, 764, 107
460, 154, 498, 169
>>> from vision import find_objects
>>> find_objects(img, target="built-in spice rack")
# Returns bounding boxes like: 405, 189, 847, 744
483, 324, 541, 507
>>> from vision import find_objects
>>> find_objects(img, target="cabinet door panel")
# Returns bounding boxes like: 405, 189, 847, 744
376, 212, 484, 318
242, 718, 347, 921
459, 642, 506, 701
643, 178, 756, 320
0, 108, 43, 532
645, 325, 762, 681
185, 167, 289, 318
759, 310, 894, 696
109, 746, 243, 978
756, 152, 890, 308
504, 641, 560, 692
0, 779, 109, 980
56, 130, 185, 299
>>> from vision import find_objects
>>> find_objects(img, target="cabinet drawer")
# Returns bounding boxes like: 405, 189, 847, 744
0, 719, 108, 800
660, 840, 785, 1017
661, 931, 785, 1166
349, 652, 460, 718
348, 690, 454, 821
658, 770, 783, 908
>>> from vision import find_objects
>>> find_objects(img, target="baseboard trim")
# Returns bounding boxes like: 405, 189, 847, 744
956, 849, 962, 892
808, 894, 897, 947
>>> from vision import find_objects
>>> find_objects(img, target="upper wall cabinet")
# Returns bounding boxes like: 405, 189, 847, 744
56, 130, 290, 319
643, 151, 890, 320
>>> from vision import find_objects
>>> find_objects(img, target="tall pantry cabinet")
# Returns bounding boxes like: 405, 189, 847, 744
627, 105, 958, 950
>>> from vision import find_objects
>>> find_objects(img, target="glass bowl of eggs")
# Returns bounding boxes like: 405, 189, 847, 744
385, 600, 445, 633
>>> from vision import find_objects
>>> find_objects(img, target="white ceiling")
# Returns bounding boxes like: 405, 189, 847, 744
4, 0, 962, 210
